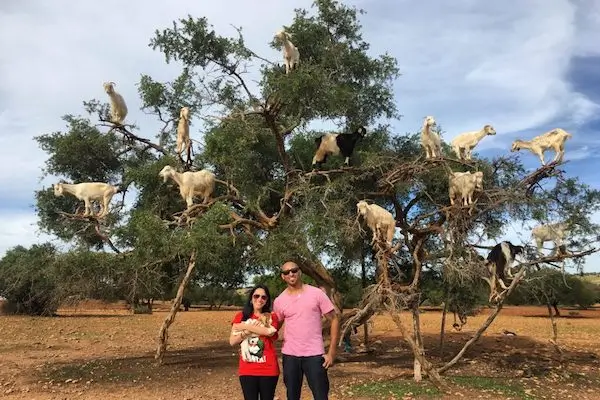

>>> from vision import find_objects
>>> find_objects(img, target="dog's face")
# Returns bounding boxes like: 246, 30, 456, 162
259, 313, 272, 327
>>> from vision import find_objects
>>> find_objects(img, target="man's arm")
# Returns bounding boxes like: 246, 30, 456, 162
322, 310, 339, 368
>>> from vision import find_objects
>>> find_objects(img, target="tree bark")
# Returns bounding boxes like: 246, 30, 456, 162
412, 302, 424, 382
361, 251, 370, 346
439, 290, 449, 359
546, 301, 563, 359
155, 250, 197, 365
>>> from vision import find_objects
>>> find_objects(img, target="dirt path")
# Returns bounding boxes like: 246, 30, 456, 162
1, 304, 599, 399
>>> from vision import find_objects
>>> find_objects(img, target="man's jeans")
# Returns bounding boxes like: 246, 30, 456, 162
282, 354, 330, 400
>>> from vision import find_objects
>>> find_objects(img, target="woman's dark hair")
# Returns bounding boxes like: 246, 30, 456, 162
241, 284, 272, 321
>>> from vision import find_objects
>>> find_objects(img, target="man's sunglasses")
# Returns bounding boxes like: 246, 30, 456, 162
252, 294, 268, 300
281, 267, 300, 276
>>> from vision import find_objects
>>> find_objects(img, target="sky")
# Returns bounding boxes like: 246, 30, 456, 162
1, 0, 599, 271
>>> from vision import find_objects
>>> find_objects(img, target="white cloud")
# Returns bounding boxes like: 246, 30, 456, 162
1, 0, 599, 272
356, 0, 600, 144
0, 211, 58, 256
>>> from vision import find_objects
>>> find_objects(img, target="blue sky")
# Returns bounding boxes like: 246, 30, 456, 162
1, 0, 599, 270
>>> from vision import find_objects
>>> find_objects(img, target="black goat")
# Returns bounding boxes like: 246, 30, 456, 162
312, 126, 367, 168
486, 241, 525, 289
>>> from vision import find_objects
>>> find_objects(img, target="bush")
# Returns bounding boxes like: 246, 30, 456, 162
0, 244, 60, 316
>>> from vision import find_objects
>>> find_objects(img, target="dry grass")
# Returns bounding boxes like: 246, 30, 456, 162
0, 302, 599, 399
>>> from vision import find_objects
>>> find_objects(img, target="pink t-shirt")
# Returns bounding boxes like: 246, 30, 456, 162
273, 284, 335, 357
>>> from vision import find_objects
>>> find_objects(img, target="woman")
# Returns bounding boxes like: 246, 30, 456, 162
230, 284, 280, 400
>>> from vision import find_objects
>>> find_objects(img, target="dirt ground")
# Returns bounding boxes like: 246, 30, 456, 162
1, 302, 600, 399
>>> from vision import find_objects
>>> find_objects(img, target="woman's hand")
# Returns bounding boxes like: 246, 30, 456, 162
232, 323, 246, 331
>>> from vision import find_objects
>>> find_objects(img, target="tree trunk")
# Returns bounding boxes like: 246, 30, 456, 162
361, 248, 370, 346
439, 290, 449, 359
552, 302, 561, 317
388, 307, 447, 389
412, 303, 424, 382
546, 301, 563, 359
155, 250, 197, 365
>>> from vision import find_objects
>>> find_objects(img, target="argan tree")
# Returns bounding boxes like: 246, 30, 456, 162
7, 0, 598, 391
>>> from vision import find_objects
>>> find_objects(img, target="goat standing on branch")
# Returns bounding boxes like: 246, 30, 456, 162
103, 81, 128, 124
485, 241, 525, 293
421, 116, 442, 159
532, 222, 570, 255
53, 182, 120, 218
158, 165, 215, 209
451, 124, 496, 160
356, 200, 396, 247
274, 29, 300, 74
448, 171, 483, 207
511, 128, 573, 166
312, 126, 367, 169
176, 106, 191, 160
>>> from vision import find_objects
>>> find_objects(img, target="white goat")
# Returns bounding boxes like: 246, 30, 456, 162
176, 106, 191, 157
448, 171, 483, 206
531, 222, 569, 255
511, 128, 573, 166
158, 165, 215, 208
421, 116, 442, 159
356, 201, 396, 247
53, 182, 120, 218
451, 124, 496, 160
274, 29, 300, 74
103, 82, 128, 124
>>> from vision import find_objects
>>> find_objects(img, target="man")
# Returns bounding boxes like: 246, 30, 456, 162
273, 261, 340, 400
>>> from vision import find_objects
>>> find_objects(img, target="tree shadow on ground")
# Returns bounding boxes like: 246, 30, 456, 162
32, 332, 600, 388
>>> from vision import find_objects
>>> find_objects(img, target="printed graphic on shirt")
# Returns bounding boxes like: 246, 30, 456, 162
241, 336, 267, 363
236, 316, 274, 363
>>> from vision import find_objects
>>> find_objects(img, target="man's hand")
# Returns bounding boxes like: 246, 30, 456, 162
322, 353, 335, 369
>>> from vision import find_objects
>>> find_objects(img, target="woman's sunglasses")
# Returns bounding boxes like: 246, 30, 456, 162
281, 267, 300, 276
252, 294, 268, 300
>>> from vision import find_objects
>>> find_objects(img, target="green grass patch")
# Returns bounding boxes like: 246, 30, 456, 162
353, 380, 441, 398
352, 376, 536, 399
450, 376, 534, 399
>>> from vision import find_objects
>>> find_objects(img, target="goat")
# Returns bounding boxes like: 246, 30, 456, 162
103, 81, 128, 124
531, 222, 569, 255
158, 165, 215, 208
421, 116, 442, 159
448, 171, 484, 206
511, 128, 573, 165
485, 241, 525, 291
451, 124, 496, 160
176, 106, 191, 158
312, 126, 367, 168
53, 182, 120, 218
274, 29, 300, 74
232, 314, 277, 362
356, 200, 396, 247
